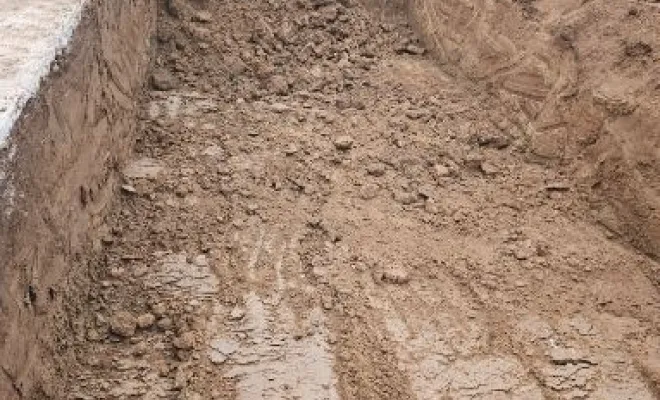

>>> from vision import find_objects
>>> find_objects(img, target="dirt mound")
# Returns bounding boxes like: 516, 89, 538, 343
404, 0, 660, 257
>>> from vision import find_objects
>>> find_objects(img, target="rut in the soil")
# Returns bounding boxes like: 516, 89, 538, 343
63, 0, 660, 399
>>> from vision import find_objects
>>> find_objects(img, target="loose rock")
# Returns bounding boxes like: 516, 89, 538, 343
151, 70, 179, 91
173, 332, 196, 350
366, 162, 386, 177
334, 135, 354, 151
110, 311, 137, 338
380, 264, 411, 285
137, 313, 156, 329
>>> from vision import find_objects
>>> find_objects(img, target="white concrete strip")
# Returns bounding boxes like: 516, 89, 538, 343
0, 0, 86, 145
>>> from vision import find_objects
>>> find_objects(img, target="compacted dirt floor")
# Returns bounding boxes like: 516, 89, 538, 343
64, 0, 660, 399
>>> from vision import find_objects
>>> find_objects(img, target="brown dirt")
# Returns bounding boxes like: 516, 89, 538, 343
0, 1, 156, 398
406, 0, 660, 258
2, 0, 660, 399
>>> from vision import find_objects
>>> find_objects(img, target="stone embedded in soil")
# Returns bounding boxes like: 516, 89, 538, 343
173, 332, 196, 350
322, 294, 334, 310
284, 143, 299, 155
151, 303, 167, 316
403, 44, 426, 55
476, 132, 511, 149
513, 240, 537, 260
123, 157, 165, 180
480, 161, 499, 176
229, 306, 246, 320
366, 162, 386, 176
157, 317, 173, 330
334, 135, 354, 150
417, 184, 435, 200
380, 264, 412, 285
548, 347, 596, 366
110, 311, 137, 338
270, 103, 290, 113
192, 11, 212, 23
360, 183, 380, 200
151, 70, 179, 91
271, 75, 289, 95
404, 108, 428, 120
108, 267, 124, 279
87, 329, 102, 342
132, 341, 148, 357
394, 190, 418, 205
121, 184, 137, 194
136, 313, 156, 329
434, 164, 451, 178
165, 0, 185, 18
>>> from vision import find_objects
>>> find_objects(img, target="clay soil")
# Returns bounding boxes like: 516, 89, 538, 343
59, 0, 660, 399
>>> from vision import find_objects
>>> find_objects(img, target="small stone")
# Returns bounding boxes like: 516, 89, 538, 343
366, 162, 386, 177
137, 313, 156, 329
394, 191, 418, 205
334, 135, 354, 151
173, 332, 196, 350
229, 306, 246, 321
121, 185, 137, 194
548, 347, 596, 365
193, 254, 208, 266
434, 164, 451, 178
192, 11, 212, 23
270, 103, 290, 113
545, 182, 571, 192
404, 44, 426, 55
109, 267, 124, 278
513, 240, 536, 260
132, 341, 148, 357
284, 144, 299, 155
157, 317, 173, 330
381, 264, 411, 285
480, 161, 499, 176
569, 316, 596, 336
210, 339, 239, 359
110, 311, 137, 338
417, 184, 435, 200
322, 295, 334, 310
174, 367, 191, 389
151, 70, 179, 91
151, 303, 167, 316
270, 75, 289, 95
405, 109, 427, 120
87, 329, 102, 341
476, 132, 511, 149
360, 183, 380, 200
210, 352, 227, 365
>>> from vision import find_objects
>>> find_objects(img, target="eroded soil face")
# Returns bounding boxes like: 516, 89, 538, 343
64, 0, 660, 399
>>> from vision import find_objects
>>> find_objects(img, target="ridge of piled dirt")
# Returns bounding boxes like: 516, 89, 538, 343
59, 0, 660, 399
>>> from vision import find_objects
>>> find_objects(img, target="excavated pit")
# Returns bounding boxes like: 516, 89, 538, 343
1, 0, 659, 399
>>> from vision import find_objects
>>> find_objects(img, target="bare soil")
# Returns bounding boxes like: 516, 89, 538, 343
54, 0, 660, 399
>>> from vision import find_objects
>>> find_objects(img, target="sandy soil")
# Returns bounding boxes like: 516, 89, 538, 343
407, 0, 660, 258
58, 0, 660, 399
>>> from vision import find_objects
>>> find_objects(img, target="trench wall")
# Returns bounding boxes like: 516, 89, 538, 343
404, 0, 660, 257
0, 0, 156, 397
